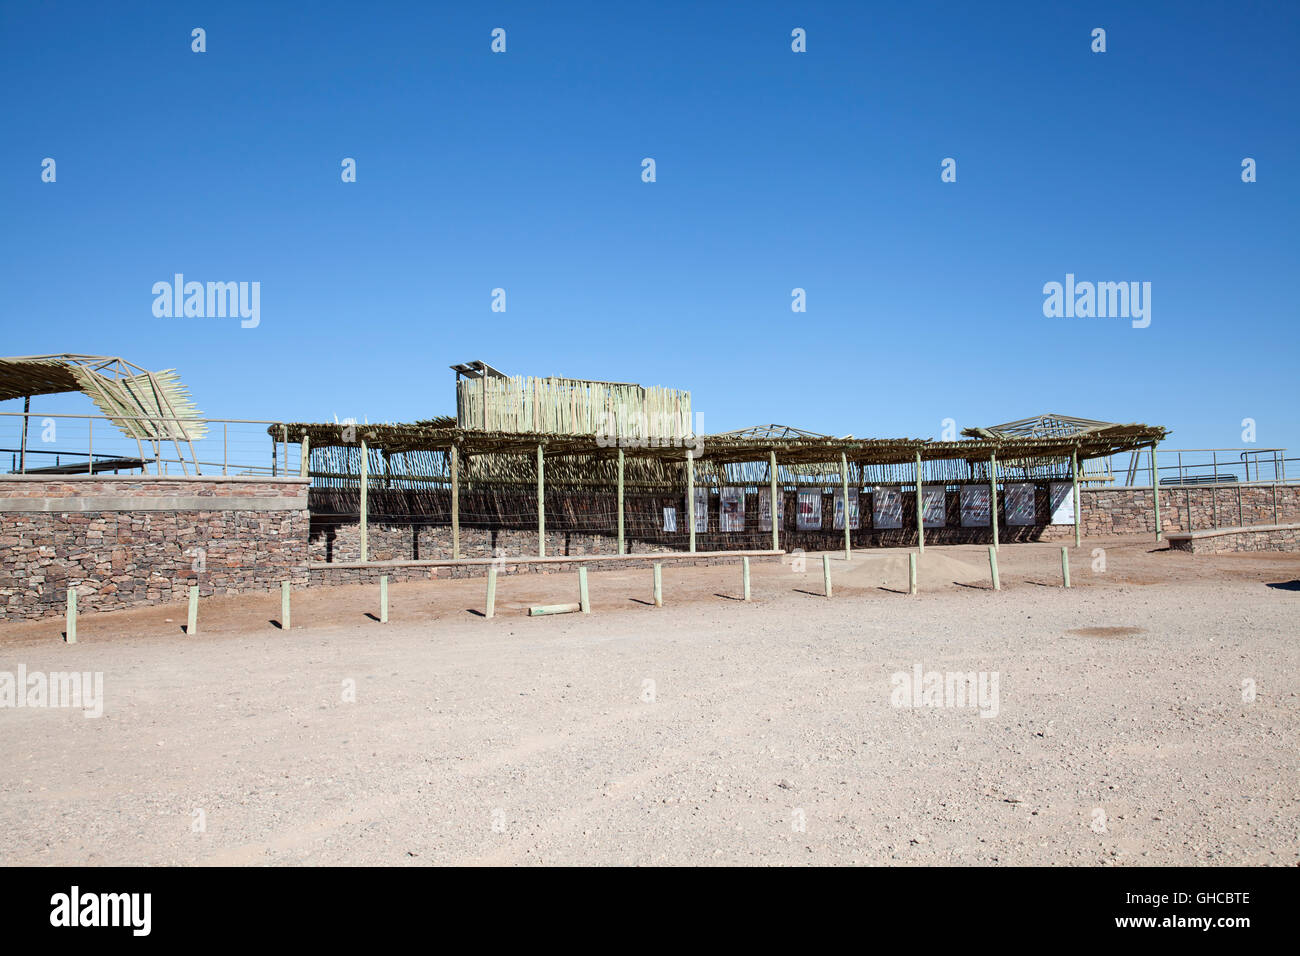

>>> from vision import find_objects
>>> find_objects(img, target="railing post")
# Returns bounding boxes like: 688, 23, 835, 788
223, 422, 228, 476
1151, 442, 1162, 541
88, 418, 93, 476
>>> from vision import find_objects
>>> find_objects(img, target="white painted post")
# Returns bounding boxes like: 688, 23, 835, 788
653, 563, 663, 607
485, 567, 497, 619
66, 589, 77, 643
281, 581, 291, 630
823, 554, 832, 598
909, 552, 918, 595
578, 567, 590, 613
186, 585, 198, 636
743, 557, 751, 601
380, 574, 389, 622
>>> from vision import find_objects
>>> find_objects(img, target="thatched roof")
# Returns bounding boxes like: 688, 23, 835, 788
273, 419, 1169, 468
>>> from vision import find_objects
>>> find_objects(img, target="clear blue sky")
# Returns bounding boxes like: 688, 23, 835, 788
3, 1, 1297, 454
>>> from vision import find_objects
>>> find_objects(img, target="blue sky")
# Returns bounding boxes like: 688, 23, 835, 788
2, 1, 1297, 456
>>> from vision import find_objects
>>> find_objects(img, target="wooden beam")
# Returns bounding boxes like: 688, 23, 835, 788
687, 452, 696, 553
1151, 442, 1162, 541
299, 433, 310, 478
537, 443, 546, 557
450, 444, 460, 560
769, 450, 779, 552
529, 602, 581, 617
915, 449, 924, 554
1072, 448, 1081, 549
989, 452, 999, 550
617, 447, 625, 555
841, 452, 851, 560
360, 439, 368, 562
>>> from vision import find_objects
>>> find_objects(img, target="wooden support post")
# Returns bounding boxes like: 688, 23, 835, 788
769, 451, 779, 552
379, 575, 389, 623
841, 452, 852, 560
66, 588, 77, 643
537, 443, 546, 557
909, 552, 918, 595
1071, 448, 1081, 549
299, 434, 309, 478
1151, 443, 1163, 541
281, 581, 291, 630
988, 545, 1000, 591
186, 585, 198, 636
282, 424, 288, 476
485, 567, 497, 619
989, 452, 1000, 550
359, 439, 369, 563
1060, 547, 1071, 588
88, 418, 93, 476
578, 567, 590, 613
687, 453, 696, 553
19, 396, 29, 474
915, 450, 925, 554
742, 557, 751, 601
450, 444, 460, 560
823, 554, 832, 598
617, 447, 625, 555
653, 563, 663, 607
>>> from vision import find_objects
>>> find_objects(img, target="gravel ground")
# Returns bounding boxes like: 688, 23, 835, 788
1, 536, 1297, 866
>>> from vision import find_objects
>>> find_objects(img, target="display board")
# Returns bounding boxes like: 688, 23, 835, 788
1049, 482, 1076, 525
759, 488, 785, 532
832, 487, 860, 530
960, 486, 991, 527
719, 487, 745, 532
796, 488, 823, 530
873, 487, 903, 529
1005, 482, 1036, 526
921, 486, 947, 528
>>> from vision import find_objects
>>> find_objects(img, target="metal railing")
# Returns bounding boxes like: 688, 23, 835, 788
1097, 447, 1291, 487
1, 411, 296, 477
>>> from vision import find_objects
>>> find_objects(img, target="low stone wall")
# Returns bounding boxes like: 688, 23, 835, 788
0, 476, 310, 621
1038, 484, 1300, 540
308, 550, 784, 587
1165, 524, 1300, 554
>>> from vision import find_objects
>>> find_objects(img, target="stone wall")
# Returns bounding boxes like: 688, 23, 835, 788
0, 476, 310, 621
1166, 524, 1300, 554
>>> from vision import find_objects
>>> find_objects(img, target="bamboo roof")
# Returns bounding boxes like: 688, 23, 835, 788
0, 354, 207, 440
275, 419, 1169, 467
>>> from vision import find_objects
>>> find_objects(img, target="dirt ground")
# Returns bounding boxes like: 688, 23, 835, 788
2, 535, 1297, 866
